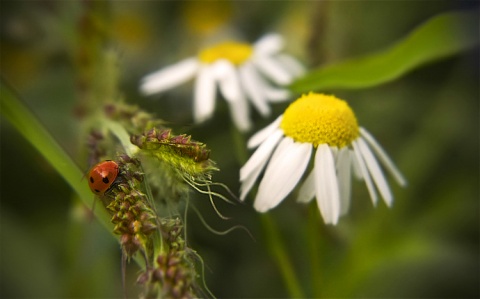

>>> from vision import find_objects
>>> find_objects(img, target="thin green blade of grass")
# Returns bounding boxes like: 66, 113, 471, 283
290, 10, 479, 93
0, 80, 113, 231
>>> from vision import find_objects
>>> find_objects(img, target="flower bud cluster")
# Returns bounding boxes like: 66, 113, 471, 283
86, 102, 217, 297
131, 127, 211, 164
130, 127, 218, 205
138, 218, 198, 299
104, 155, 158, 259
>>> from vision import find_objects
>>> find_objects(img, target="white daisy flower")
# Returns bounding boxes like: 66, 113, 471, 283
240, 93, 407, 225
139, 33, 304, 132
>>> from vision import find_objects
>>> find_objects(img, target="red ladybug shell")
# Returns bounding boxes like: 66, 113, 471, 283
88, 160, 119, 195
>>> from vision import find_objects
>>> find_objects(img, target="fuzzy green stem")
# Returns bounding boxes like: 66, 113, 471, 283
103, 118, 139, 156
260, 213, 304, 298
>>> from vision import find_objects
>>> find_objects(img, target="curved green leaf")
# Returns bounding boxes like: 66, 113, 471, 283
290, 10, 479, 93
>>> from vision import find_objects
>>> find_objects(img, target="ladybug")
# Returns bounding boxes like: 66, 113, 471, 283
88, 160, 119, 195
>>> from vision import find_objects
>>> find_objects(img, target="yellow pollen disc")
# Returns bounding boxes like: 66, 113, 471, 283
198, 42, 253, 65
280, 93, 360, 148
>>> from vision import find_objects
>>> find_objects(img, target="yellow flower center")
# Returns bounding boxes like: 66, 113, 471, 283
280, 93, 359, 148
198, 42, 253, 65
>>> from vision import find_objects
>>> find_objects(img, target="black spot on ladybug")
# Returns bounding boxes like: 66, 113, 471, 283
102, 177, 110, 184
90, 177, 94, 183
94, 189, 100, 193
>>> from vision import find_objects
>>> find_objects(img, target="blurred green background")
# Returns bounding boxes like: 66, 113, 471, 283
1, 1, 478, 298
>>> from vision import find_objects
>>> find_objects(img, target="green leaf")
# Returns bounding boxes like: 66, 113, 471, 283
0, 80, 113, 231
290, 10, 479, 93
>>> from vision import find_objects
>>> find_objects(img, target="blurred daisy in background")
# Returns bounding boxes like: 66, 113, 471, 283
181, 0, 233, 36
240, 93, 407, 225
139, 33, 304, 131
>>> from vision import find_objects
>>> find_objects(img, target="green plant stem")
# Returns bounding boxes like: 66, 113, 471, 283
0, 80, 113, 231
260, 213, 305, 298
231, 125, 305, 298
307, 203, 322, 298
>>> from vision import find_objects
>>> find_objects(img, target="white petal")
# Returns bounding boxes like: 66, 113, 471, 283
247, 115, 283, 149
253, 55, 294, 85
273, 54, 306, 77
360, 127, 407, 187
254, 138, 312, 212
212, 60, 244, 103
297, 170, 315, 203
252, 137, 294, 210
240, 129, 284, 181
239, 62, 271, 116
254, 33, 284, 55
352, 140, 378, 206
356, 137, 393, 207
336, 147, 352, 215
212, 60, 251, 131
244, 64, 291, 102
193, 65, 216, 123
264, 88, 291, 102
240, 165, 263, 201
330, 146, 339, 160
227, 95, 251, 132
314, 145, 341, 225
140, 58, 199, 95
351, 148, 364, 180
240, 131, 283, 200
